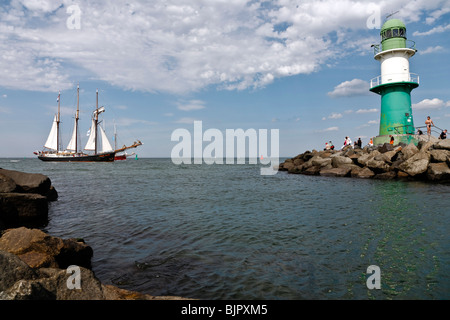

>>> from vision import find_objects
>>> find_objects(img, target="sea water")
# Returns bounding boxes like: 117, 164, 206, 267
1, 158, 449, 299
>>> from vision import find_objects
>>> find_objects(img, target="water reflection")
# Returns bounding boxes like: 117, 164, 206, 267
360, 181, 441, 299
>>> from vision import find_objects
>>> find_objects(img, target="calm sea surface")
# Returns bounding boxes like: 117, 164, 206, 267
1, 158, 449, 299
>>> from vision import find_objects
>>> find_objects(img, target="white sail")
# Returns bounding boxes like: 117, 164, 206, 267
84, 118, 96, 151
66, 118, 77, 151
99, 125, 113, 152
44, 115, 58, 150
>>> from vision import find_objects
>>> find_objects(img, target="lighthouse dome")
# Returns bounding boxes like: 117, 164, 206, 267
381, 19, 406, 34
380, 19, 407, 50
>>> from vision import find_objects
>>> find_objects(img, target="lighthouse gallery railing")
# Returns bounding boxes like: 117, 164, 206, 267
370, 73, 420, 88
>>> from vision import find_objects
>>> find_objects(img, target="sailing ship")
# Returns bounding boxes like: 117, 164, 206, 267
36, 86, 116, 162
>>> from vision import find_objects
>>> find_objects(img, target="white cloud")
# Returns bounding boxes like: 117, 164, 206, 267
413, 24, 450, 36
356, 108, 378, 113
177, 100, 206, 111
175, 117, 199, 124
2, 94, 7, 98
419, 46, 444, 55
328, 112, 343, 119
0, 0, 448, 93
318, 126, 339, 132
412, 98, 448, 110
425, 6, 450, 24
328, 79, 370, 98
356, 119, 378, 129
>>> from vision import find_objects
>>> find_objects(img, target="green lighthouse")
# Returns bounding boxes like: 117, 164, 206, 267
370, 19, 419, 145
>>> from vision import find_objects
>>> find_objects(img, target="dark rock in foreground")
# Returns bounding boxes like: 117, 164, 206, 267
0, 168, 58, 228
278, 141, 450, 183
0, 227, 189, 300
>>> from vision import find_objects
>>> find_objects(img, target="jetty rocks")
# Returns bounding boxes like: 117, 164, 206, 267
279, 139, 450, 182
0, 168, 58, 229
0, 169, 187, 300
0, 227, 187, 300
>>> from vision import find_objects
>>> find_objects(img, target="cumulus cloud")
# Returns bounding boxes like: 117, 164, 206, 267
177, 100, 206, 111
0, 0, 447, 93
419, 46, 444, 55
175, 117, 199, 124
328, 79, 370, 98
413, 24, 450, 36
328, 112, 343, 119
356, 108, 378, 113
425, 6, 450, 24
412, 98, 449, 110
318, 126, 339, 132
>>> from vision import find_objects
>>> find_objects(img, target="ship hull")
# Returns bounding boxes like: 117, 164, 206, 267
114, 154, 127, 160
38, 152, 116, 162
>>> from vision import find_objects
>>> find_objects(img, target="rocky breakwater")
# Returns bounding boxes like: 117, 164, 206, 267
279, 139, 450, 182
0, 168, 58, 229
0, 227, 187, 300
0, 169, 188, 300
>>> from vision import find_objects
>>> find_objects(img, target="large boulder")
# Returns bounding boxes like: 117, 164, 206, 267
430, 149, 450, 163
418, 141, 434, 152
0, 173, 17, 193
427, 162, 450, 181
302, 166, 321, 175
378, 143, 394, 153
398, 152, 431, 176
401, 143, 419, 160
320, 166, 352, 177
331, 156, 353, 168
311, 156, 332, 167
366, 159, 390, 173
0, 169, 51, 196
0, 169, 58, 228
433, 139, 450, 150
0, 227, 93, 269
357, 151, 380, 167
351, 167, 375, 179
0, 193, 48, 227
0, 250, 37, 292
0, 264, 189, 300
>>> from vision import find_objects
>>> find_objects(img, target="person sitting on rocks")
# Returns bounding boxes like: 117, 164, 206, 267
341, 136, 352, 150
440, 129, 447, 140
390, 135, 394, 145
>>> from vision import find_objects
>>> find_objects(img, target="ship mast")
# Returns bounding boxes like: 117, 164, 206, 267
95, 89, 99, 155
75, 84, 80, 154
57, 91, 60, 153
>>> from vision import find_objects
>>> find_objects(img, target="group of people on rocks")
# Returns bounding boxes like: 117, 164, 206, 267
324, 137, 368, 151
324, 116, 446, 151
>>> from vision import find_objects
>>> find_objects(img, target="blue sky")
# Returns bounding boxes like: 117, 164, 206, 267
0, 0, 449, 158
